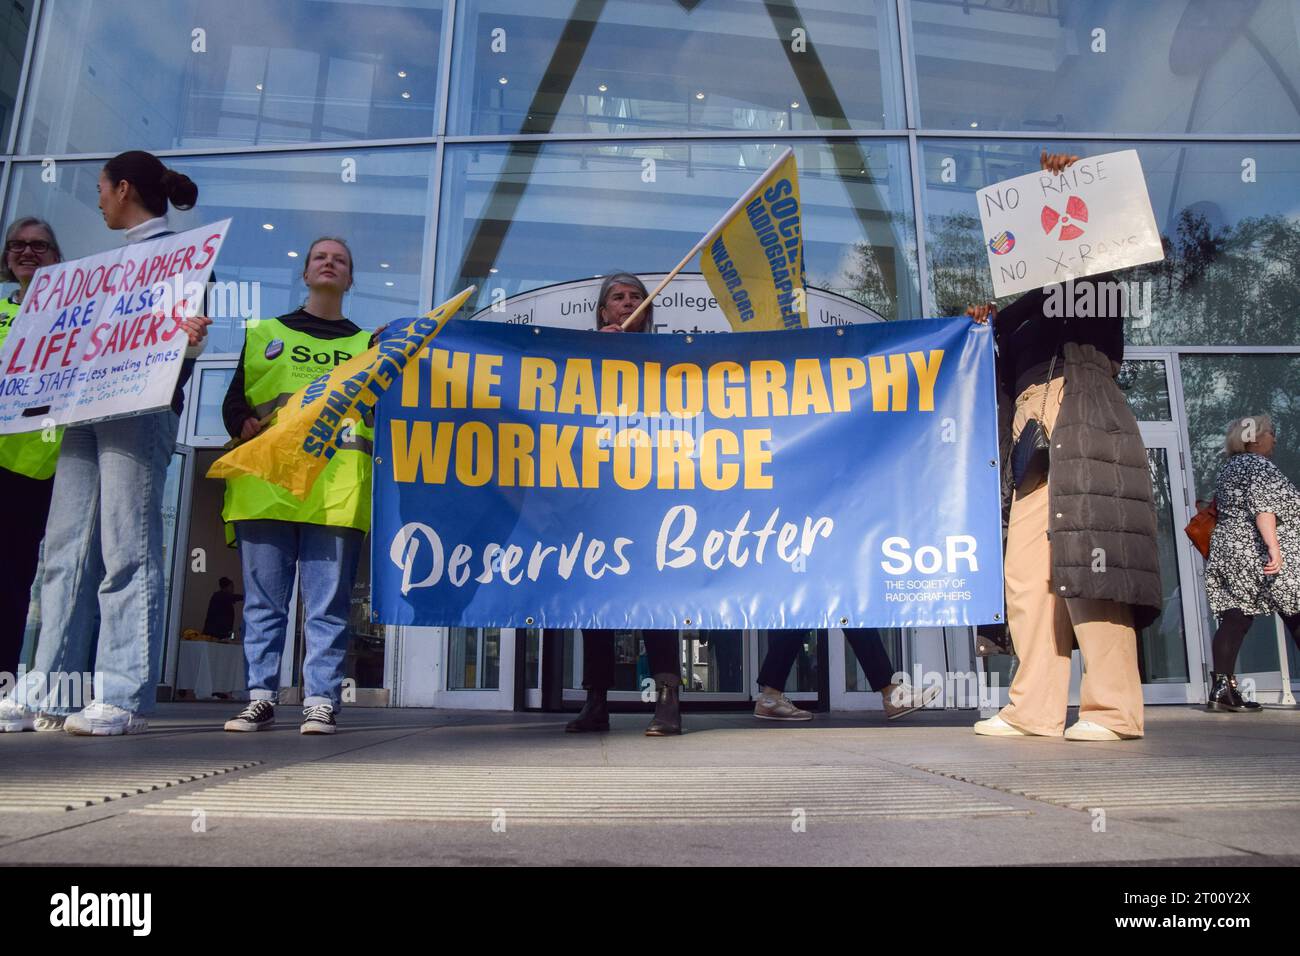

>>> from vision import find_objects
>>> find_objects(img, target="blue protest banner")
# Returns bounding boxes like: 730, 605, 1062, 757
372, 317, 1004, 629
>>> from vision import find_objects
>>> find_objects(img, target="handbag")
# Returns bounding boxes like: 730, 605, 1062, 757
1010, 349, 1059, 490
1184, 498, 1217, 560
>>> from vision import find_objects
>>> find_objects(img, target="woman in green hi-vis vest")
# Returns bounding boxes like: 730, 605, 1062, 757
0, 218, 62, 686
220, 237, 374, 737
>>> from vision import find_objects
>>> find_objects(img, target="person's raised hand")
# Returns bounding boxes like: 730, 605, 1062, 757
1040, 149, 1080, 175
965, 302, 997, 325
599, 324, 623, 333
240, 416, 262, 441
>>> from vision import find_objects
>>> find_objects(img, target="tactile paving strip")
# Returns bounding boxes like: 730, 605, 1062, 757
913, 756, 1300, 811
0, 762, 262, 812
133, 763, 1023, 822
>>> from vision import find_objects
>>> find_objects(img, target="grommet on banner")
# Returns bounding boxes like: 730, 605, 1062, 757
993, 612, 1002, 621
374, 457, 383, 465
525, 616, 535, 625
988, 459, 996, 466
685, 336, 694, 344
684, 617, 693, 626
835, 328, 844, 336
838, 616, 848, 625
533, 327, 541, 334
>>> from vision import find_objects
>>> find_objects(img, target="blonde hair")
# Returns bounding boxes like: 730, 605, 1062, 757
1224, 414, 1274, 455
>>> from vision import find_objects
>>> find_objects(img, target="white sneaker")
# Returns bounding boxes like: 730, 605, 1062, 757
882, 681, 943, 720
1065, 719, 1139, 741
0, 697, 34, 732
753, 693, 813, 721
973, 714, 1035, 737
64, 702, 148, 736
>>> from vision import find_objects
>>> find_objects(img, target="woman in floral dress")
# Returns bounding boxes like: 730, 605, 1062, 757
1204, 414, 1300, 711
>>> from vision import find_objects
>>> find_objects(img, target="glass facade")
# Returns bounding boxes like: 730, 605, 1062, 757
6, 0, 1298, 705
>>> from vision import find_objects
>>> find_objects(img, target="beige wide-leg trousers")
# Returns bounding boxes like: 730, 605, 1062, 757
998, 377, 1145, 738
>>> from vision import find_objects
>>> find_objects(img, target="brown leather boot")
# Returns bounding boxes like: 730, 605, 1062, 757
644, 673, 681, 736
565, 688, 609, 732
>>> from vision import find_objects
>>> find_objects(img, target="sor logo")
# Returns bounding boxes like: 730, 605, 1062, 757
988, 231, 1015, 255
291, 346, 353, 366
880, 536, 979, 574
1041, 195, 1088, 241
264, 339, 284, 360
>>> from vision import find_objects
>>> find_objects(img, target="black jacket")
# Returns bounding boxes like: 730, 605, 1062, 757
1047, 342, 1163, 630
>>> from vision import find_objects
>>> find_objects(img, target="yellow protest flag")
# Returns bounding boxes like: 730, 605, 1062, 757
207, 286, 475, 499
620, 147, 807, 333
699, 149, 806, 331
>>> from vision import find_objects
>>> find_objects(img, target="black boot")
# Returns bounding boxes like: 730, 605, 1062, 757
1227, 674, 1263, 712
1207, 672, 1261, 713
565, 688, 609, 732
644, 673, 682, 736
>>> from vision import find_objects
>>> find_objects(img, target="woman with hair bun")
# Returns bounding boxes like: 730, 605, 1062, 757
1, 150, 213, 737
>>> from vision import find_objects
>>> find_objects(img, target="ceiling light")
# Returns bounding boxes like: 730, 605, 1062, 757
385, 281, 394, 287
498, 76, 508, 85
598, 83, 608, 92
398, 70, 408, 78
380, 263, 390, 269
287, 250, 298, 258
489, 267, 499, 274
401, 91, 411, 99
262, 223, 274, 231
255, 83, 263, 91
695, 91, 705, 100
790, 101, 799, 109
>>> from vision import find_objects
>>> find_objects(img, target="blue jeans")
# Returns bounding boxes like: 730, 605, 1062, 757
26, 411, 177, 716
235, 520, 363, 710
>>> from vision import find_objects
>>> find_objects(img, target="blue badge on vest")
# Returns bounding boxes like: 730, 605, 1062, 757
264, 339, 284, 360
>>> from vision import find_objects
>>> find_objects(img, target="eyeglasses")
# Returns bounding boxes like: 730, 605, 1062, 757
5, 239, 52, 254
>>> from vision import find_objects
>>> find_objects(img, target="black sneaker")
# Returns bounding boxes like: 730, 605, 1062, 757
224, 699, 275, 732
300, 704, 337, 735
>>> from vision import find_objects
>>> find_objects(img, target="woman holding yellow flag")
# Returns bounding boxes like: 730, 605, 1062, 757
220, 237, 374, 736
565, 273, 685, 736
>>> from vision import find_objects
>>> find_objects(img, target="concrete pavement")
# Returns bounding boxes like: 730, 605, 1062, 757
0, 703, 1297, 866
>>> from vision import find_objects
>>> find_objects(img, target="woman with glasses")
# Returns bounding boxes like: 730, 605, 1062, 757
1203, 414, 1300, 711
0, 219, 63, 694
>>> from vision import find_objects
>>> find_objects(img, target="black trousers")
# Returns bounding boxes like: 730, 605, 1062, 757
0, 467, 54, 674
1212, 608, 1300, 674
758, 628, 895, 692
582, 629, 679, 691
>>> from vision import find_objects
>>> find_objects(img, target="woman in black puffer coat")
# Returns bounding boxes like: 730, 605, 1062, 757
966, 151, 1161, 742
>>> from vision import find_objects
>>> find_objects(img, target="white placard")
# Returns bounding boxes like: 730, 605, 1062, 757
0, 220, 230, 433
977, 150, 1163, 298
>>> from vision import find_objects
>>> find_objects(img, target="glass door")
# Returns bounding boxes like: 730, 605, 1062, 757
1136, 425, 1206, 703
1175, 352, 1300, 705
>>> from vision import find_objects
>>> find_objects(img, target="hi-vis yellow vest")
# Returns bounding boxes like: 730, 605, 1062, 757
0, 296, 63, 480
221, 317, 373, 534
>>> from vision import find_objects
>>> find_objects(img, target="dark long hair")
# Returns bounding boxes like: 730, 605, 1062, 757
103, 150, 198, 217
